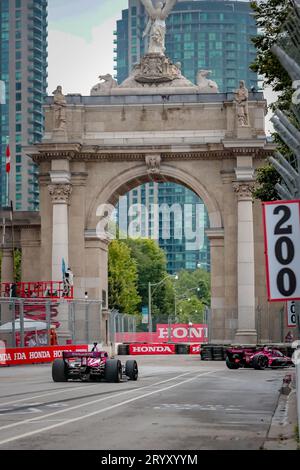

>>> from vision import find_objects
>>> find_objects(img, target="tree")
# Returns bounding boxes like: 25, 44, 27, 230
176, 296, 206, 324
174, 268, 211, 308
250, 0, 295, 201
0, 248, 22, 283
252, 164, 281, 201
250, 0, 293, 111
124, 238, 174, 317
108, 240, 141, 315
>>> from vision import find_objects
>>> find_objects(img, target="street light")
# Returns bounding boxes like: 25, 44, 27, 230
188, 321, 193, 341
148, 273, 178, 333
174, 286, 201, 319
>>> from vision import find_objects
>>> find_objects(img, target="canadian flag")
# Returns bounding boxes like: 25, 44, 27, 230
6, 144, 10, 173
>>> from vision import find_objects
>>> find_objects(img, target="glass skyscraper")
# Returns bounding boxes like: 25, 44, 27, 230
0, 0, 48, 211
115, 0, 258, 274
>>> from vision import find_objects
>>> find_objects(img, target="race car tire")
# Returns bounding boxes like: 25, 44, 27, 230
104, 359, 122, 383
225, 356, 240, 369
125, 360, 138, 381
52, 359, 68, 382
252, 354, 268, 370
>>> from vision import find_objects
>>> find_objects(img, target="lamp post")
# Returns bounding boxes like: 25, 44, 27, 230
174, 286, 201, 319
188, 321, 193, 341
148, 273, 178, 333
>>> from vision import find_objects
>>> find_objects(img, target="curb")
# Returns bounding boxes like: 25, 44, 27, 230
263, 373, 299, 450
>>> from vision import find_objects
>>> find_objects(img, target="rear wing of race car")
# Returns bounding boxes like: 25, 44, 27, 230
63, 351, 108, 359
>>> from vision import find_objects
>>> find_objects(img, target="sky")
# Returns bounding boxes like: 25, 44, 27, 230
47, 0, 276, 133
48, 0, 127, 95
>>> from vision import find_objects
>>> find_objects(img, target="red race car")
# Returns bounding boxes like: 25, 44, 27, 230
52, 343, 138, 383
225, 346, 294, 370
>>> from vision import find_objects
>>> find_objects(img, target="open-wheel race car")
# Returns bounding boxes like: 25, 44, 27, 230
52, 343, 138, 383
225, 346, 294, 370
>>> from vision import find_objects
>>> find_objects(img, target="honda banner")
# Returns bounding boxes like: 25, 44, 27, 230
0, 344, 88, 367
129, 343, 175, 355
189, 344, 201, 355
116, 323, 208, 344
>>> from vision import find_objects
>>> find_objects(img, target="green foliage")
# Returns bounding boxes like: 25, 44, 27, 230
176, 296, 205, 323
250, 0, 296, 199
108, 238, 211, 321
252, 165, 281, 201
124, 238, 174, 316
14, 249, 21, 283
0, 249, 22, 283
108, 240, 141, 315
250, 0, 293, 111
174, 269, 211, 307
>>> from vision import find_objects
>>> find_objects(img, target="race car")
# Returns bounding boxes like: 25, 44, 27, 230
225, 346, 294, 370
52, 343, 138, 382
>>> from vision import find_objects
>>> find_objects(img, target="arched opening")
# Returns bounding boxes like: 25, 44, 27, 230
85, 164, 224, 342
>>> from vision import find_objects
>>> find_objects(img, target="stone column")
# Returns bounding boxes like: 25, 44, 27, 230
233, 181, 257, 344
48, 184, 72, 281
1, 248, 14, 283
206, 229, 225, 342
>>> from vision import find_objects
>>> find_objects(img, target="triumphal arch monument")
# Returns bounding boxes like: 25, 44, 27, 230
1, 1, 276, 344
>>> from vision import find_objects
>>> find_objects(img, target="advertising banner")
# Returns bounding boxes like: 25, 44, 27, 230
189, 344, 201, 355
129, 343, 176, 355
0, 344, 88, 367
116, 324, 208, 344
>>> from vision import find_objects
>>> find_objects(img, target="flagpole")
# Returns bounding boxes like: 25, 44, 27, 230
10, 200, 15, 281
5, 139, 10, 208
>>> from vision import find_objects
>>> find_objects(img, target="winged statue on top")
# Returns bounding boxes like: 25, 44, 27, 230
140, 0, 177, 55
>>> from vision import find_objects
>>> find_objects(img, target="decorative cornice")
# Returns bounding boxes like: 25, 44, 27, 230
233, 181, 255, 201
30, 146, 274, 163
48, 184, 73, 204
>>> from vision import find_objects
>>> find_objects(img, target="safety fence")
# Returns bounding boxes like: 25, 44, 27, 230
109, 310, 137, 347
0, 281, 74, 299
0, 298, 102, 347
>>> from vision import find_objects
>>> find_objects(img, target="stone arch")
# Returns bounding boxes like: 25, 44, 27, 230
86, 163, 223, 230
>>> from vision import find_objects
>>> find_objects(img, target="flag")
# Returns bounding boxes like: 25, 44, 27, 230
62, 258, 66, 278
5, 144, 10, 174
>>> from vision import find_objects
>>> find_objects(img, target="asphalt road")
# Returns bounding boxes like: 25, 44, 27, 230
0, 355, 286, 450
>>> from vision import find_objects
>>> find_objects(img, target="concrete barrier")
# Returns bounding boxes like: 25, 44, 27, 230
297, 362, 300, 435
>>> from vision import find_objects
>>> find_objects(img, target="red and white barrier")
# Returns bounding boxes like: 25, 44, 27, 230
189, 344, 201, 355
0, 344, 88, 366
129, 343, 175, 355
116, 323, 208, 344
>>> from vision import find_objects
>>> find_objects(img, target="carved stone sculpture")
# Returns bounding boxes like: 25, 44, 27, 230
90, 74, 118, 96
53, 86, 67, 131
135, 54, 181, 84
48, 184, 72, 204
197, 70, 219, 93
140, 0, 177, 56
146, 154, 161, 174
233, 182, 255, 200
234, 80, 250, 127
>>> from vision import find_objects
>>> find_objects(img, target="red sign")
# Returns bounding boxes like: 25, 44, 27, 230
129, 343, 175, 355
0, 344, 88, 367
116, 323, 208, 344
189, 344, 201, 355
